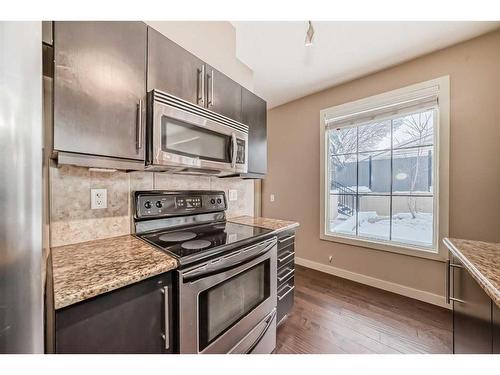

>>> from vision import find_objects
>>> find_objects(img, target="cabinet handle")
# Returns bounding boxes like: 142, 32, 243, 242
277, 284, 295, 301
161, 286, 170, 350
446, 260, 466, 305
198, 65, 205, 106
278, 234, 295, 244
278, 250, 294, 264
277, 267, 294, 283
208, 69, 214, 107
136, 99, 143, 150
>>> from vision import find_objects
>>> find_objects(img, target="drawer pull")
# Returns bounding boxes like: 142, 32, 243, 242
277, 268, 294, 282
277, 284, 295, 301
278, 250, 294, 263
278, 234, 295, 244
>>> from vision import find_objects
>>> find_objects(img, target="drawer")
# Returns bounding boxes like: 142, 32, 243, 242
277, 245, 295, 268
277, 259, 294, 288
277, 232, 295, 251
277, 277, 295, 325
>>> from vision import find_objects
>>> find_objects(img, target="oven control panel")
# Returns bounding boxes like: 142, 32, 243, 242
135, 191, 227, 219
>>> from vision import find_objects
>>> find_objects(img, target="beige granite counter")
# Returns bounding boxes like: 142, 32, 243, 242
229, 216, 300, 234
443, 238, 500, 308
52, 235, 178, 310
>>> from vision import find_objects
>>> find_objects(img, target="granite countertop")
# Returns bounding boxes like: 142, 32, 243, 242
52, 235, 178, 310
443, 238, 500, 307
228, 216, 300, 234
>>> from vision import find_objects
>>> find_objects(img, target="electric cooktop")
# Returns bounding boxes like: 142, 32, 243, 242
133, 190, 273, 266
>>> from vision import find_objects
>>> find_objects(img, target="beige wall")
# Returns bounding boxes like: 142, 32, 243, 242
146, 21, 253, 90
263, 30, 500, 303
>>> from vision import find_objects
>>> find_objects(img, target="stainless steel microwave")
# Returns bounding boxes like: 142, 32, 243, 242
145, 90, 248, 176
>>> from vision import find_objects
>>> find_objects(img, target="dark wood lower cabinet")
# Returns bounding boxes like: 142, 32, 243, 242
450, 255, 498, 354
55, 272, 173, 354
276, 230, 296, 325
493, 303, 500, 354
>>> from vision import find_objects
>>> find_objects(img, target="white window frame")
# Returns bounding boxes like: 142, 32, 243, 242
319, 76, 450, 261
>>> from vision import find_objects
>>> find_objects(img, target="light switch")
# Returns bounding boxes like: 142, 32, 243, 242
270, 194, 275, 202
91, 188, 107, 209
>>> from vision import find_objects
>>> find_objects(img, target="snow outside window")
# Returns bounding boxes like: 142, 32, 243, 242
320, 77, 449, 257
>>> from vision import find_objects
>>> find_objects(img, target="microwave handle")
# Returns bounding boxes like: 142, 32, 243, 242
231, 133, 237, 168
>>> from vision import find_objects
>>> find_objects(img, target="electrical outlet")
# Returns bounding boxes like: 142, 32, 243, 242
328, 255, 333, 263
228, 189, 238, 201
91, 188, 107, 209
270, 194, 275, 202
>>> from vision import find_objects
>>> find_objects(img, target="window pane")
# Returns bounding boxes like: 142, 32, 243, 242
358, 120, 391, 152
393, 110, 434, 149
393, 146, 433, 195
358, 151, 391, 194
391, 196, 434, 248
328, 194, 357, 236
330, 154, 357, 192
328, 126, 357, 155
358, 196, 390, 241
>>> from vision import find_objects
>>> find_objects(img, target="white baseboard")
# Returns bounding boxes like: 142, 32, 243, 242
295, 257, 451, 309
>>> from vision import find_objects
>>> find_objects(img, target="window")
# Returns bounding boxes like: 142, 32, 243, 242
320, 77, 449, 258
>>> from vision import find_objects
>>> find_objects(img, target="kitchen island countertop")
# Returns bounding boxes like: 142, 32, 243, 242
443, 238, 500, 308
52, 235, 178, 310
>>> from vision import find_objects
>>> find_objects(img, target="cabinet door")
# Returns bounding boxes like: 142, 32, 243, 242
493, 303, 500, 354
53, 21, 146, 161
206, 65, 242, 122
452, 256, 492, 353
55, 272, 173, 354
147, 27, 205, 106
242, 88, 267, 176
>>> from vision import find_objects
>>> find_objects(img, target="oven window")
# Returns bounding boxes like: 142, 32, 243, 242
161, 116, 230, 162
198, 260, 270, 351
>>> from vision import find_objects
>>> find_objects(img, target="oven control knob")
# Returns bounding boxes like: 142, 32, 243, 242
217, 198, 222, 204
144, 201, 152, 209
210, 198, 216, 205
156, 201, 163, 208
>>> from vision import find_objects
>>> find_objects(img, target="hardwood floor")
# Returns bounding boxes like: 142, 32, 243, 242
275, 265, 452, 354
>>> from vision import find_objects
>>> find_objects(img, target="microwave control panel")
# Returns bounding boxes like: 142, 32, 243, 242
236, 139, 246, 164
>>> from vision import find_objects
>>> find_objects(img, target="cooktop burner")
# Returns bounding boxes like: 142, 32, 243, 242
159, 232, 196, 242
138, 221, 272, 262
181, 239, 212, 250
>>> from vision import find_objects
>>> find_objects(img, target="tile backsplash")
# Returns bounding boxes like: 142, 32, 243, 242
50, 165, 255, 247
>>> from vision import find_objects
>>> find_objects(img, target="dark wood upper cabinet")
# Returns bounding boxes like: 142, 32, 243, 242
206, 65, 242, 122
147, 27, 205, 106
53, 21, 147, 161
241, 88, 267, 177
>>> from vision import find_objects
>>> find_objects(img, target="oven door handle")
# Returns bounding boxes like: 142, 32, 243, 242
182, 237, 277, 282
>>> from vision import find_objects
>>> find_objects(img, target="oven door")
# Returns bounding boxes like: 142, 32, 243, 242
178, 237, 277, 354
151, 98, 248, 175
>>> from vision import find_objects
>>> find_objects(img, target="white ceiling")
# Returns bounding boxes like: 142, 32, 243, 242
233, 21, 500, 108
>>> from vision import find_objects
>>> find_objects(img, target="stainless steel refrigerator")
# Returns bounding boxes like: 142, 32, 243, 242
0, 21, 44, 353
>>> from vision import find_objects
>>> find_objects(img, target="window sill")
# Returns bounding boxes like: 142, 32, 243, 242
320, 232, 446, 261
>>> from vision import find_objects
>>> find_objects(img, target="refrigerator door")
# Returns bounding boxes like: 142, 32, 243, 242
0, 21, 44, 353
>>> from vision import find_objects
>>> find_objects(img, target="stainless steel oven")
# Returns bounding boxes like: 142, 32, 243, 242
146, 89, 248, 175
177, 237, 277, 354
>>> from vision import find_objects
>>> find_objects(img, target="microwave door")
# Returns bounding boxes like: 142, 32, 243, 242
152, 102, 237, 173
